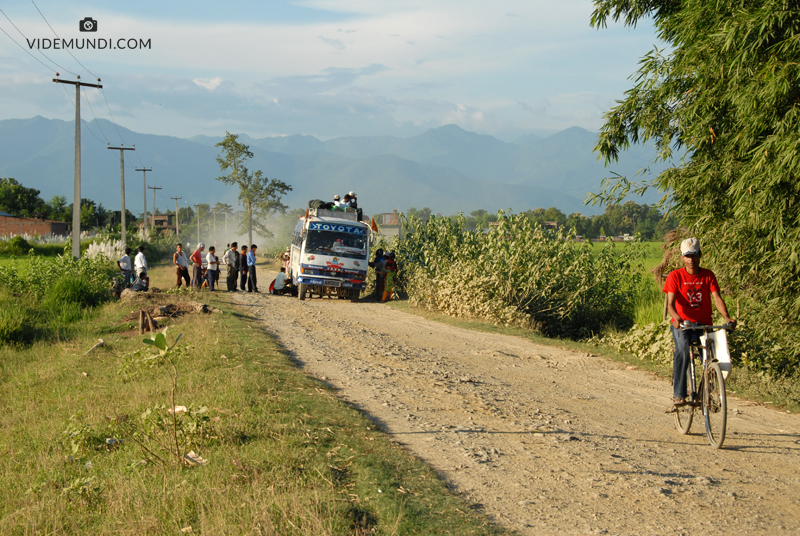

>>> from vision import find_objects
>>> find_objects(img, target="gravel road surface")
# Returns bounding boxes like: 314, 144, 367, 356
232, 283, 800, 535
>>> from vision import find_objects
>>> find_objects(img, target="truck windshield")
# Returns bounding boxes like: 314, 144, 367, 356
305, 229, 367, 260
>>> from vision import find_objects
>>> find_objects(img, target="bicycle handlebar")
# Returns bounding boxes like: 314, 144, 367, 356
680, 321, 735, 331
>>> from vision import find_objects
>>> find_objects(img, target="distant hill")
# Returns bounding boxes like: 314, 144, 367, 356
0, 117, 670, 217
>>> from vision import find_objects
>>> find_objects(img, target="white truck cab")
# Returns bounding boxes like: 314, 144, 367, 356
289, 208, 371, 301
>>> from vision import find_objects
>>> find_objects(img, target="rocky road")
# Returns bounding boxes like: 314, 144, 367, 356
232, 280, 800, 535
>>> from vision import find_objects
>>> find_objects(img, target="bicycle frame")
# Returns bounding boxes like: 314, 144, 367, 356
676, 324, 730, 449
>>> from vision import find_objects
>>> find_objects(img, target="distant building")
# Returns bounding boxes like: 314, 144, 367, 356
0, 211, 68, 237
138, 213, 176, 235
373, 211, 402, 239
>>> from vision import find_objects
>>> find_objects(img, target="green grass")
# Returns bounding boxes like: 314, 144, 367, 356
0, 265, 506, 535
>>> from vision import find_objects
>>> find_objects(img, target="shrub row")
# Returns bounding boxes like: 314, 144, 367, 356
392, 212, 645, 339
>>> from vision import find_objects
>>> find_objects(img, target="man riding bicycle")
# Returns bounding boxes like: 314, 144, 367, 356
663, 238, 736, 407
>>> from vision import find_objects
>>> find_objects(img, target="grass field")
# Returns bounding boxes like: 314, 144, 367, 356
0, 262, 505, 535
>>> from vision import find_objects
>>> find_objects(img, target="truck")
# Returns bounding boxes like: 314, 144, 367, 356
289, 208, 371, 302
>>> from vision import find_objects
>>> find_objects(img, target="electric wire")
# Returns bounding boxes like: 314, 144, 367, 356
30, 0, 100, 80
26, 0, 132, 154
81, 86, 111, 143
0, 23, 55, 74
0, 7, 78, 77
100, 88, 130, 146
60, 84, 112, 147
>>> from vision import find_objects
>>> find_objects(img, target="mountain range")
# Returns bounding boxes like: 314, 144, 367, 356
0, 116, 670, 216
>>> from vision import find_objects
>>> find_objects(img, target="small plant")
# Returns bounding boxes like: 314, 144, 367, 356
61, 412, 95, 459
117, 328, 215, 469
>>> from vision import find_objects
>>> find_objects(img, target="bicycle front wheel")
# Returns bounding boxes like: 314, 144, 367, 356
704, 362, 727, 449
674, 364, 695, 434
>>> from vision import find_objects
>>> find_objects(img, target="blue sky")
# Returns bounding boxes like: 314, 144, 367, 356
0, 0, 660, 141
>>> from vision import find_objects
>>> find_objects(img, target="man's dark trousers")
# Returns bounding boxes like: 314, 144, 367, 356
247, 265, 258, 292
240, 268, 248, 290
226, 265, 237, 291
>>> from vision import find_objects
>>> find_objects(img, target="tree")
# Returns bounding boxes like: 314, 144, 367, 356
216, 132, 292, 246
48, 195, 68, 221
0, 178, 47, 218
591, 0, 800, 370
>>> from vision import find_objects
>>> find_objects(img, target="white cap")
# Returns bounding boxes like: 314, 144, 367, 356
198, 242, 205, 249
348, 191, 356, 197
334, 195, 340, 200
680, 238, 701, 256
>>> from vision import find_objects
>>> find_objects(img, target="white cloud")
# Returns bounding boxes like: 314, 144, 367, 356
193, 76, 223, 90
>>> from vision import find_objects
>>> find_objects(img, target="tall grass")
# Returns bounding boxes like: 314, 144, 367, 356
0, 252, 115, 345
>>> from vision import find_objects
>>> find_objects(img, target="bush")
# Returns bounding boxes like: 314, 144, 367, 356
0, 236, 33, 256
394, 212, 644, 338
45, 275, 105, 308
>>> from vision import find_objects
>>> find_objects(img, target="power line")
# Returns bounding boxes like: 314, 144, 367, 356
25, 1, 132, 154
100, 88, 129, 146
29, 0, 99, 79
81, 86, 110, 143
0, 7, 77, 76
59, 83, 106, 145
0, 23, 54, 74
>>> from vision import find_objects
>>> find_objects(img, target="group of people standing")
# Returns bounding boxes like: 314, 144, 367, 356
117, 245, 150, 290
370, 248, 397, 302
172, 242, 259, 293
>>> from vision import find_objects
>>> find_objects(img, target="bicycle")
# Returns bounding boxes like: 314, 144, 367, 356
673, 322, 734, 449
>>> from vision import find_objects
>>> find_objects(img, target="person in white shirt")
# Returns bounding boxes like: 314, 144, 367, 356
272, 267, 291, 295
206, 246, 220, 292
117, 247, 132, 287
133, 245, 149, 289
223, 242, 238, 292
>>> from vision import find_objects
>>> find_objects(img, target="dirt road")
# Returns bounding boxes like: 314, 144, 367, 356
232, 283, 800, 535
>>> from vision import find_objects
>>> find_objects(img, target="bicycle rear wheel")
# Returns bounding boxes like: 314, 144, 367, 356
704, 362, 727, 449
674, 363, 695, 434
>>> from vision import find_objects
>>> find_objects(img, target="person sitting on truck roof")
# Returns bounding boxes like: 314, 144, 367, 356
332, 194, 346, 210
347, 191, 358, 208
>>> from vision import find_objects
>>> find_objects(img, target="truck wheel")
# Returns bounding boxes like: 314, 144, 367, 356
350, 289, 359, 303
298, 283, 307, 301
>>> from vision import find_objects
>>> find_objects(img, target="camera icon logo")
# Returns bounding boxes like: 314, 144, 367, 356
79, 17, 97, 32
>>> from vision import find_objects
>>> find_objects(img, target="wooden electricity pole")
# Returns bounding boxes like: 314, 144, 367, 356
171, 196, 182, 237
194, 204, 201, 246
52, 75, 103, 258
107, 145, 135, 245
148, 185, 162, 230
135, 167, 152, 236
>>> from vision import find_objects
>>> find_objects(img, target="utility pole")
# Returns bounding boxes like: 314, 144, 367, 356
171, 196, 182, 237
194, 204, 201, 246
148, 185, 162, 231
213, 207, 217, 239
107, 145, 135, 245
135, 167, 152, 236
52, 75, 103, 258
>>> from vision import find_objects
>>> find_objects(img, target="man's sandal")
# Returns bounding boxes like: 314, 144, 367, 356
665, 398, 686, 413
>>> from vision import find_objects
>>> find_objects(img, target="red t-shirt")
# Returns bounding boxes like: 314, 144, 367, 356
191, 250, 202, 265
663, 267, 720, 326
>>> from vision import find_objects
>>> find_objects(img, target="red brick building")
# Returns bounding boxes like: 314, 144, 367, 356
0, 211, 69, 237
